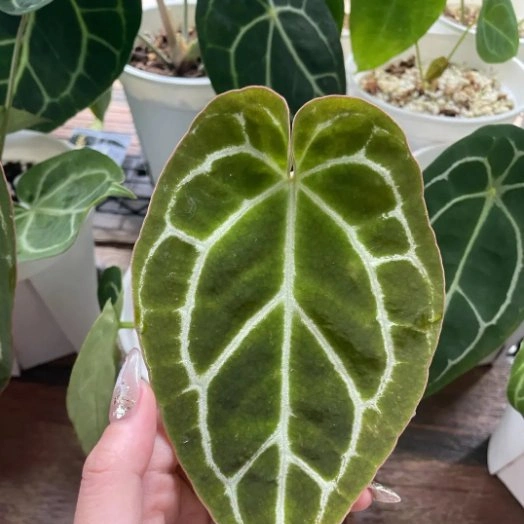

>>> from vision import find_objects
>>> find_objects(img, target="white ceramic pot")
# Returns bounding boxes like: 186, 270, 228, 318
348, 32, 524, 150
120, 0, 215, 183
488, 403, 524, 507
437, 0, 524, 61
4, 131, 100, 372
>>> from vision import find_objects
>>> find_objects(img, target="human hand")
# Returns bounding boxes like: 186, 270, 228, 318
74, 349, 392, 523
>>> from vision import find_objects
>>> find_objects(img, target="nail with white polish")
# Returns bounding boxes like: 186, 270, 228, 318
109, 348, 142, 423
370, 481, 401, 503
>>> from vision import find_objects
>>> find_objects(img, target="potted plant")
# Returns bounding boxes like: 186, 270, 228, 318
120, 0, 348, 182
0, 0, 141, 382
348, 0, 523, 149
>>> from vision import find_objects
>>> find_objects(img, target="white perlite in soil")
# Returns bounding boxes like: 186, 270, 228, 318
359, 56, 514, 118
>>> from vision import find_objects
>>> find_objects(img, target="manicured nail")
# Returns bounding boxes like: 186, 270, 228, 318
109, 348, 142, 422
370, 481, 401, 503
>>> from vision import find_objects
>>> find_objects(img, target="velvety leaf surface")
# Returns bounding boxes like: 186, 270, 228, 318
133, 87, 444, 524
476, 0, 519, 63
350, 0, 446, 70
14, 148, 134, 262
324, 0, 345, 32
0, 0, 52, 15
0, 0, 141, 132
0, 166, 15, 392
196, 0, 346, 115
508, 341, 524, 415
425, 125, 524, 395
66, 300, 119, 454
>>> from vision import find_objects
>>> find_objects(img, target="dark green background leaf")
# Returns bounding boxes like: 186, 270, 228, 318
476, 0, 519, 63
0, 0, 53, 15
324, 0, 345, 33
90, 87, 112, 123
0, 0, 141, 132
0, 165, 15, 392
350, 0, 446, 70
508, 341, 524, 414
67, 300, 120, 454
14, 148, 134, 262
133, 87, 444, 524
425, 125, 524, 395
97, 265, 122, 313
196, 0, 346, 114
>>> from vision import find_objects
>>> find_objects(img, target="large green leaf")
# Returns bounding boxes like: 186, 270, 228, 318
0, 0, 141, 133
97, 265, 123, 313
67, 299, 120, 454
196, 0, 346, 115
14, 148, 134, 262
476, 0, 519, 63
350, 0, 446, 70
324, 0, 345, 33
508, 341, 524, 415
0, 165, 15, 392
0, 0, 53, 15
132, 87, 444, 524
425, 125, 524, 396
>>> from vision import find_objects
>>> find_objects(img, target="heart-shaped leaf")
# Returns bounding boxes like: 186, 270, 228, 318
67, 299, 120, 454
0, 0, 53, 15
14, 148, 134, 262
132, 87, 444, 524
350, 0, 446, 70
508, 341, 524, 415
324, 0, 345, 33
476, 0, 519, 63
97, 265, 123, 312
0, 165, 15, 392
0, 0, 141, 133
196, 0, 346, 115
424, 125, 524, 395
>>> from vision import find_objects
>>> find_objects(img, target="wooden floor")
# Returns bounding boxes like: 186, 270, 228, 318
1, 84, 523, 523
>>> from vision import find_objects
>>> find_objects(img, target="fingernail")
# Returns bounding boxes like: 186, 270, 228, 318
370, 481, 401, 503
109, 348, 142, 423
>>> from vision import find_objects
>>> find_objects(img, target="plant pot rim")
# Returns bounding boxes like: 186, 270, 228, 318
122, 64, 211, 86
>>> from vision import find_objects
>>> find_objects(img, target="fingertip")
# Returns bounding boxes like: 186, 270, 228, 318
351, 488, 373, 512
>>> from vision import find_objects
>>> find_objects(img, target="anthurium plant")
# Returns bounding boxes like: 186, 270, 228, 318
0, 0, 141, 390
70, 86, 445, 521
421, 125, 524, 397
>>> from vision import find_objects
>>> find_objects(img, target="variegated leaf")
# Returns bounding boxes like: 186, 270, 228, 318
196, 0, 346, 115
133, 87, 444, 524
508, 341, 524, 415
0, 165, 15, 392
350, 0, 446, 70
14, 148, 134, 262
0, 0, 141, 132
425, 125, 524, 395
476, 0, 519, 63
0, 0, 53, 15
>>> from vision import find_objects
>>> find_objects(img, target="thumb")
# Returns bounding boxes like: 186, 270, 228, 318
74, 349, 157, 524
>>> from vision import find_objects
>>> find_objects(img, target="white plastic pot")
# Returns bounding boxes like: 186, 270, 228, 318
348, 32, 524, 150
437, 0, 524, 61
120, 0, 215, 183
4, 131, 100, 372
488, 404, 524, 507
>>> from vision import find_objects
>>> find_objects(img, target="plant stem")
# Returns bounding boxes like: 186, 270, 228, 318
156, 0, 185, 69
119, 321, 135, 330
183, 0, 188, 41
446, 20, 475, 63
138, 32, 173, 67
460, 0, 465, 26
0, 13, 30, 160
415, 42, 425, 88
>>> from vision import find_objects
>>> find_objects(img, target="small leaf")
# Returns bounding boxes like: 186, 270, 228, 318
424, 56, 449, 82
98, 265, 123, 313
89, 87, 112, 124
0, 0, 141, 132
476, 0, 519, 63
0, 0, 53, 15
133, 87, 444, 524
424, 125, 524, 395
0, 106, 49, 132
14, 148, 135, 262
0, 165, 16, 392
66, 300, 120, 455
508, 341, 524, 415
324, 0, 345, 33
196, 0, 346, 115
351, 0, 446, 70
